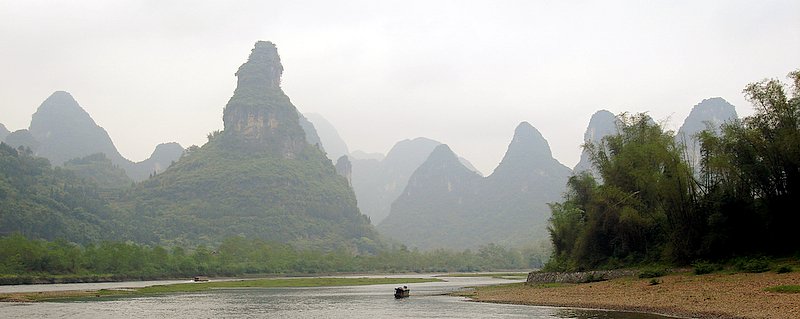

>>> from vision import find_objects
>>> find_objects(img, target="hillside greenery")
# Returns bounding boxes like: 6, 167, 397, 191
63, 153, 134, 189
115, 132, 380, 252
0, 143, 120, 243
547, 69, 800, 270
0, 234, 541, 284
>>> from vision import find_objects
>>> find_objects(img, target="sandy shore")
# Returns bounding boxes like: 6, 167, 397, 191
463, 271, 800, 319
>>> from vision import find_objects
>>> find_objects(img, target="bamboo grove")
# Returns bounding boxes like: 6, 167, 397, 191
547, 69, 800, 270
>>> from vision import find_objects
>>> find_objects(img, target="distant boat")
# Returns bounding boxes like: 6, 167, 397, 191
394, 286, 409, 298
193, 276, 209, 282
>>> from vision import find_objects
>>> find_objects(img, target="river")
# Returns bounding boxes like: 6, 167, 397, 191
0, 276, 675, 318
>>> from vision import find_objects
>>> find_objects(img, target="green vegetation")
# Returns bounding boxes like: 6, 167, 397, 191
0, 234, 538, 284
63, 153, 133, 189
776, 265, 793, 274
0, 143, 120, 244
638, 267, 666, 279
546, 69, 800, 271
764, 285, 800, 293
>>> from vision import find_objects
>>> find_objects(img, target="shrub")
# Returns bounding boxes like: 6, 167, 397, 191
735, 257, 771, 273
638, 268, 666, 279
776, 265, 793, 274
765, 285, 800, 293
693, 260, 718, 275
581, 273, 606, 283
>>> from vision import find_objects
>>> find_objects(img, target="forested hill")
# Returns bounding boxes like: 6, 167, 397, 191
117, 41, 381, 251
0, 143, 118, 243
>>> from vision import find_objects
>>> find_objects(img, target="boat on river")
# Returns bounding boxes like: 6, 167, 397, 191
193, 276, 209, 282
394, 286, 409, 298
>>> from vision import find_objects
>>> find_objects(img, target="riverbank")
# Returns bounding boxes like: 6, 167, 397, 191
460, 271, 800, 319
0, 276, 440, 302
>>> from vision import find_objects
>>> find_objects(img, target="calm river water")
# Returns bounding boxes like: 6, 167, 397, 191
0, 276, 674, 318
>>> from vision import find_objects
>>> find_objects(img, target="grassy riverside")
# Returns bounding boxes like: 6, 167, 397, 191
458, 271, 800, 319
0, 277, 440, 302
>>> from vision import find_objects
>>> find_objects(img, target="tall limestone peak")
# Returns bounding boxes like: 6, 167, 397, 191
402, 144, 481, 196
574, 110, 619, 174
491, 121, 557, 178
350, 137, 442, 224
378, 144, 482, 249
378, 123, 571, 250
678, 97, 738, 172
235, 41, 283, 92
678, 97, 738, 138
121, 41, 379, 251
222, 41, 305, 156
27, 91, 129, 167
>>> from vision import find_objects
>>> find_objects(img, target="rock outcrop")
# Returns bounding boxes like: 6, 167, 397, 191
222, 41, 306, 158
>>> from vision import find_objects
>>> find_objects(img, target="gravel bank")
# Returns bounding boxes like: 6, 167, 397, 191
465, 271, 800, 319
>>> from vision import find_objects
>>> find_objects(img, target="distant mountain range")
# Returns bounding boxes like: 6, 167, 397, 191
378, 122, 572, 250
0, 39, 745, 252
4, 91, 183, 182
348, 137, 480, 224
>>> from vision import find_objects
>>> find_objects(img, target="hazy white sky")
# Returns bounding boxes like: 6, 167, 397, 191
1, 0, 798, 174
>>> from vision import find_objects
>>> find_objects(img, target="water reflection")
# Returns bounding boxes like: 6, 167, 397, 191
0, 277, 675, 319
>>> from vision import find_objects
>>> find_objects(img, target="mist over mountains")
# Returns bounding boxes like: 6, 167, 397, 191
0, 39, 747, 253
4, 91, 183, 182
378, 122, 572, 250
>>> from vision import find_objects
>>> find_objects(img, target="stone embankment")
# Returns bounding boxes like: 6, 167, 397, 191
526, 270, 638, 284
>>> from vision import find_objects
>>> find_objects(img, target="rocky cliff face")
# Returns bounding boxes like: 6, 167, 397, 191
222, 41, 306, 157
573, 110, 618, 176
379, 122, 571, 250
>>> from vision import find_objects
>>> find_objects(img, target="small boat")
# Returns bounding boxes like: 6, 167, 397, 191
394, 285, 409, 298
193, 276, 209, 282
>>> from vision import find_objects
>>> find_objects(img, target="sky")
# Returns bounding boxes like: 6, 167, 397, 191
1, 0, 798, 174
